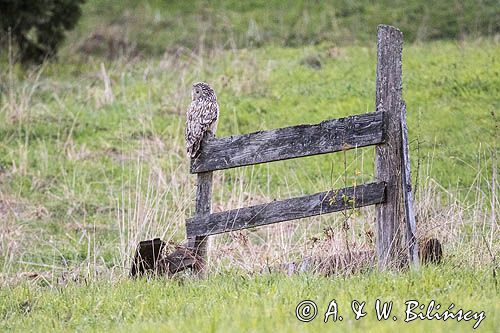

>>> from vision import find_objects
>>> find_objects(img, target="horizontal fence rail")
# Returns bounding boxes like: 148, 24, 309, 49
186, 181, 386, 237
190, 112, 384, 173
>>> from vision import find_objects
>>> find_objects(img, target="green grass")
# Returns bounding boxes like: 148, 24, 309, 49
1, 40, 497, 229
1, 266, 498, 332
0, 37, 497, 332
0, 1, 499, 332
66, 0, 499, 56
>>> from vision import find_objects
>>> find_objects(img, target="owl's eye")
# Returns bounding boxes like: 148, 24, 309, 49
196, 90, 200, 94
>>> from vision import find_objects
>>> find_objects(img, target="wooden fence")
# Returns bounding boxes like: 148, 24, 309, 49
186, 25, 419, 271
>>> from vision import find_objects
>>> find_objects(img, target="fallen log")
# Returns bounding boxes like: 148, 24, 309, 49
130, 238, 442, 277
130, 239, 201, 277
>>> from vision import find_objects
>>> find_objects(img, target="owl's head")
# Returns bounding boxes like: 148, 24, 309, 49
192, 82, 216, 101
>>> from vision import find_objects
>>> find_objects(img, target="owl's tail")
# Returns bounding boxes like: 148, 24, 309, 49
187, 140, 201, 158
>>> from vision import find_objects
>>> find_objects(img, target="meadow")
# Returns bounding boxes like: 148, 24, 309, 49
0, 267, 497, 332
0, 0, 498, 332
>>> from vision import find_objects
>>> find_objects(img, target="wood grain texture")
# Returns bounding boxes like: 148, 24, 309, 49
186, 171, 213, 273
400, 102, 419, 268
374, 24, 407, 270
190, 112, 384, 173
186, 182, 386, 237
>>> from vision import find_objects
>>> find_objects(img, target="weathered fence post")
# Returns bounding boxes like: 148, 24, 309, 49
400, 102, 419, 268
187, 171, 213, 273
375, 25, 408, 270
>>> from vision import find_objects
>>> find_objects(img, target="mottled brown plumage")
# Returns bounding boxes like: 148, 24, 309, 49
185, 82, 219, 157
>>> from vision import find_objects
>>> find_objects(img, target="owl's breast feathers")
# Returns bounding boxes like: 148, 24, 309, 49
185, 99, 219, 158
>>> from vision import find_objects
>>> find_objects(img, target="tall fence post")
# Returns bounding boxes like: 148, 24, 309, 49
375, 25, 407, 270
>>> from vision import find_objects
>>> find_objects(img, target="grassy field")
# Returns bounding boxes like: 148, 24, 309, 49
0, 0, 499, 332
68, 0, 499, 55
0, 266, 498, 332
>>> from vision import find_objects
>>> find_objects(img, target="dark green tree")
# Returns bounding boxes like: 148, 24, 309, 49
0, 0, 85, 64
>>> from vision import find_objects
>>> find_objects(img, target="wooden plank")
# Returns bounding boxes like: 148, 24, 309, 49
186, 182, 386, 237
400, 102, 419, 268
190, 112, 384, 173
374, 24, 407, 270
186, 171, 213, 273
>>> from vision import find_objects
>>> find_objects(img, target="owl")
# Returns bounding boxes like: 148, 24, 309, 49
185, 82, 219, 158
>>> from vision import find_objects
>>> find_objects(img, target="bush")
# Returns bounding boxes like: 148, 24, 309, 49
0, 0, 85, 64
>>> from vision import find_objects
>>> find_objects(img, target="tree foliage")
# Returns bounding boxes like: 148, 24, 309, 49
0, 0, 85, 64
